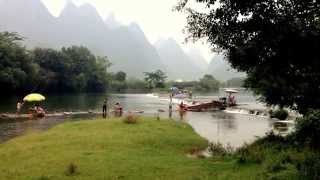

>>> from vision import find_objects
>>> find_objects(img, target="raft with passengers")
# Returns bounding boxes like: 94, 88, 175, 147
171, 88, 239, 112
1, 93, 145, 121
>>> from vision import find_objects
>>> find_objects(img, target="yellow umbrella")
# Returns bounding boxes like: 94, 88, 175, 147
23, 93, 46, 102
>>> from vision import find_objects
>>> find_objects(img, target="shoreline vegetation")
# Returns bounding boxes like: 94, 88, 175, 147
0, 116, 319, 179
0, 31, 242, 97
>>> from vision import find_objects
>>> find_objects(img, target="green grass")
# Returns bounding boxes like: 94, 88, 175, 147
0, 117, 263, 180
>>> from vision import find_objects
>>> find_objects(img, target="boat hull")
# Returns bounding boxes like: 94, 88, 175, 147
186, 101, 226, 112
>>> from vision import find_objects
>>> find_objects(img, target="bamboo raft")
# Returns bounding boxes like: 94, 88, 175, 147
0, 110, 146, 121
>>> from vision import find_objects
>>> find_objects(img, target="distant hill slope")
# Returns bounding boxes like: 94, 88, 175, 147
187, 48, 209, 71
0, 0, 167, 78
155, 39, 204, 81
207, 55, 246, 82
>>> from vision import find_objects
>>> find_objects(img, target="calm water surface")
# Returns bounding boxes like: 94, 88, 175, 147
0, 91, 283, 147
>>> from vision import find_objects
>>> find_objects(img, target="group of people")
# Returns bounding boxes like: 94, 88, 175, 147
16, 101, 46, 118
169, 94, 187, 120
102, 100, 123, 118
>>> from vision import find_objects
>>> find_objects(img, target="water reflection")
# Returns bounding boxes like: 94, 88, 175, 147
187, 111, 275, 147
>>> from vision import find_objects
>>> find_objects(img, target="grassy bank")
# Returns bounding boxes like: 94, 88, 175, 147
0, 117, 262, 180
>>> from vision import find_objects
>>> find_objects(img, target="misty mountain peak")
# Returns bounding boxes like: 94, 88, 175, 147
61, 2, 100, 18
105, 14, 121, 29
187, 48, 209, 71
78, 3, 101, 17
59, 1, 105, 30
128, 22, 146, 38
207, 55, 246, 81
155, 38, 184, 54
60, 1, 78, 17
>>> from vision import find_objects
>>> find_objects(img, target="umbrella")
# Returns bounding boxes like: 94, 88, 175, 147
224, 89, 239, 94
23, 93, 46, 102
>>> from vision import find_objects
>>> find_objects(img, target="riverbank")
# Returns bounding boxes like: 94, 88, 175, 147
0, 117, 265, 179
0, 116, 317, 179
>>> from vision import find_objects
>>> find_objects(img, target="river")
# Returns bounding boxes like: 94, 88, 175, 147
0, 90, 291, 147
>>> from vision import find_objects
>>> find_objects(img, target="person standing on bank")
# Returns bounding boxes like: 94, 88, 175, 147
102, 99, 108, 118
16, 101, 24, 115
169, 94, 173, 119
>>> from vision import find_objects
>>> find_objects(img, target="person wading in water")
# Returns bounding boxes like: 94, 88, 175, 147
179, 102, 186, 120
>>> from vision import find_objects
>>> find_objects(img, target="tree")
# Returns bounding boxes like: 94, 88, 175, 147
0, 32, 38, 94
144, 70, 167, 89
177, 0, 320, 114
196, 74, 220, 92
113, 71, 127, 82
33, 48, 72, 92
225, 77, 245, 88
33, 46, 112, 93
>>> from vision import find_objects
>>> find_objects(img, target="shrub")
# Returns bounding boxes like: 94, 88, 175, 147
236, 143, 265, 164
65, 163, 78, 176
270, 109, 289, 120
264, 153, 290, 173
208, 142, 233, 156
123, 114, 139, 124
292, 109, 320, 149
295, 152, 320, 179
38, 176, 50, 180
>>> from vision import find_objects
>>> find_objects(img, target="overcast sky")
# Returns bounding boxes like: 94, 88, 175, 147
41, 0, 215, 63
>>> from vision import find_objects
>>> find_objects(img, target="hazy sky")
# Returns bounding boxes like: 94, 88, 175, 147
41, 0, 214, 62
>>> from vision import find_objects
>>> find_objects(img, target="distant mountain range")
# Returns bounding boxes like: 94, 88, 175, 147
207, 55, 246, 82
0, 0, 245, 81
154, 38, 205, 80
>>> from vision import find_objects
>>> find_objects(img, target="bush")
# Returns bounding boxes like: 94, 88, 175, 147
292, 109, 320, 149
123, 114, 139, 124
236, 132, 287, 164
236, 143, 265, 164
208, 142, 233, 156
296, 152, 320, 179
38, 176, 50, 180
270, 109, 289, 120
65, 163, 78, 176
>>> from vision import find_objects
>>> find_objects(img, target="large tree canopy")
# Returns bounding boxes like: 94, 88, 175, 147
0, 32, 38, 94
0, 31, 112, 94
33, 46, 111, 93
178, 0, 320, 114
144, 70, 167, 89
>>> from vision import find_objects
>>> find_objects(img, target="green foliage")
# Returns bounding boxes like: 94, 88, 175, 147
195, 74, 220, 92
270, 109, 289, 120
125, 78, 148, 92
208, 142, 233, 156
292, 109, 320, 149
233, 131, 320, 179
0, 32, 39, 94
113, 71, 126, 82
33, 46, 111, 93
296, 152, 320, 179
0, 31, 112, 94
109, 71, 128, 92
225, 77, 245, 88
178, 0, 320, 114
144, 70, 167, 89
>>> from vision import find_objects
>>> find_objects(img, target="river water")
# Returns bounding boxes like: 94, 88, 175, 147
0, 90, 289, 147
